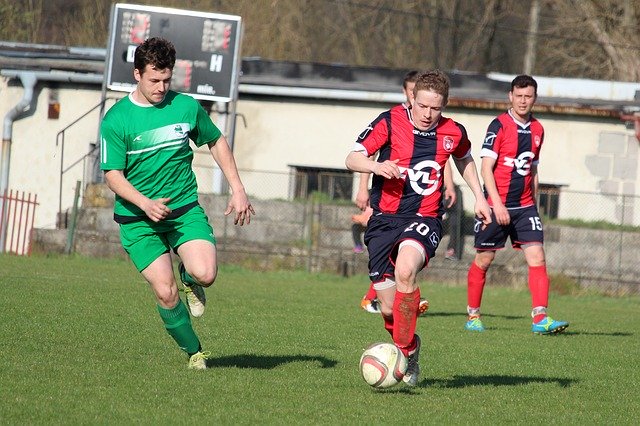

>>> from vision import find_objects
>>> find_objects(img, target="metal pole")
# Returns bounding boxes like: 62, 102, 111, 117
212, 101, 228, 195
0, 188, 7, 253
617, 194, 625, 284
58, 133, 65, 228
65, 180, 82, 255
92, 3, 118, 184
0, 140, 10, 252
524, 0, 540, 74
1, 72, 37, 252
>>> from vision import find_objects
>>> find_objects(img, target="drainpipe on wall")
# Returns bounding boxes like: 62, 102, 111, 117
0, 71, 37, 253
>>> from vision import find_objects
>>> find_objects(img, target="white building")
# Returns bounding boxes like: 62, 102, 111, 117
1, 42, 639, 232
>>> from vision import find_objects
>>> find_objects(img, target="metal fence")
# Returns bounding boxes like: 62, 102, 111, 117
196, 167, 640, 296
0, 189, 39, 255
442, 186, 640, 296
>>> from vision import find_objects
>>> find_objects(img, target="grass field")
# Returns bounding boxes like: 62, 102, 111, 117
1, 254, 639, 424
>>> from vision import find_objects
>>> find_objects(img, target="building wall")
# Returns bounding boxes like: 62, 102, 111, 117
235, 97, 634, 189
1, 78, 637, 229
235, 97, 638, 224
1, 79, 110, 229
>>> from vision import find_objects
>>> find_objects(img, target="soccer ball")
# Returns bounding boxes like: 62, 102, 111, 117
359, 342, 408, 389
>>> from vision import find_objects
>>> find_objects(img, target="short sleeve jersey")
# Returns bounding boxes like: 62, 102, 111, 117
353, 104, 472, 217
100, 91, 222, 219
480, 110, 544, 208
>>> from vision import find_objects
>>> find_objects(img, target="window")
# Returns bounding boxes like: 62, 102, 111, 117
289, 165, 352, 201
538, 184, 561, 219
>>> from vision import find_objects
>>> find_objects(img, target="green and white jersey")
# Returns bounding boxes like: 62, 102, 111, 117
100, 90, 222, 220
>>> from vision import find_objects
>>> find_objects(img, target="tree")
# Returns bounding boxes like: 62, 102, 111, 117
535, 0, 640, 81
0, 0, 45, 43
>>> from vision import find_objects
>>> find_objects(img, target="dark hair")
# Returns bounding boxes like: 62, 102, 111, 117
403, 70, 419, 88
134, 37, 176, 74
511, 74, 538, 94
414, 69, 450, 105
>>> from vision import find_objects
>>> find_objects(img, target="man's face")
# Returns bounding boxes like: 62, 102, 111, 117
403, 81, 416, 105
411, 89, 444, 131
133, 64, 172, 105
509, 85, 536, 118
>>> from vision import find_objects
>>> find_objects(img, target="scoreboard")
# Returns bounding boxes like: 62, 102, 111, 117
105, 3, 242, 102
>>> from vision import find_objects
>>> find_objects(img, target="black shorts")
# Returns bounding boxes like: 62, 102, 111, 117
364, 214, 442, 283
474, 205, 544, 250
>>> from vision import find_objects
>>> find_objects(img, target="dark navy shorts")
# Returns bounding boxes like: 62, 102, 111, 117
474, 205, 544, 250
364, 213, 442, 283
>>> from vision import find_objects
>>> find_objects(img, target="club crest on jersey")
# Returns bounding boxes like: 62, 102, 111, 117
534, 135, 541, 147
443, 136, 454, 152
174, 124, 187, 135
398, 160, 442, 196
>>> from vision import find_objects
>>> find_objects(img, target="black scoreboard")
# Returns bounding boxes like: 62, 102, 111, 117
105, 3, 242, 102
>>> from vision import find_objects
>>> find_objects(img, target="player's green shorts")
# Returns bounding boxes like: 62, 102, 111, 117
119, 205, 216, 272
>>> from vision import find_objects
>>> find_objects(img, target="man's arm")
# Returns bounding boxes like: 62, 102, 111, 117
453, 156, 492, 226
104, 170, 172, 222
355, 152, 381, 209
346, 151, 400, 179
479, 156, 509, 225
208, 136, 254, 225
355, 172, 371, 210
443, 160, 456, 209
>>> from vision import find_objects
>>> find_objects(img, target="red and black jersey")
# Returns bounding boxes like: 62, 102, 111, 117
353, 105, 472, 217
481, 110, 544, 208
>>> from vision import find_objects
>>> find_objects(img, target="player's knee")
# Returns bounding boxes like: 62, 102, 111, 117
380, 304, 393, 317
191, 264, 217, 287
523, 244, 546, 266
156, 283, 179, 307
528, 258, 546, 268
476, 260, 492, 270
474, 255, 494, 270
394, 266, 416, 290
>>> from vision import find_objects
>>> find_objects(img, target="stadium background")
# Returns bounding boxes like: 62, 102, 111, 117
1, 48, 638, 296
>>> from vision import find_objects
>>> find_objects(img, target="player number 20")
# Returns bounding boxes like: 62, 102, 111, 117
404, 222, 430, 236
528, 216, 542, 231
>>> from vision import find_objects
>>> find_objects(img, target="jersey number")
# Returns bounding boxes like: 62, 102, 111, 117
404, 222, 430, 236
528, 216, 542, 231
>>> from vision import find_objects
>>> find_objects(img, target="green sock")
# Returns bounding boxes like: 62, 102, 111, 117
179, 264, 199, 287
157, 299, 200, 355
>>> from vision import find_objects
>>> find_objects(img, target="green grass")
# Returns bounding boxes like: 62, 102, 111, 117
1, 254, 639, 424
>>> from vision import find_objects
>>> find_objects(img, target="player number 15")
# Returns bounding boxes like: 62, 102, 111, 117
528, 216, 542, 231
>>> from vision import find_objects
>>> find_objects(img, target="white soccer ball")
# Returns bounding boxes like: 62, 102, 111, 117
359, 342, 408, 389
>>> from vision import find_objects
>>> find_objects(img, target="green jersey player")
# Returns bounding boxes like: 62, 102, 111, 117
100, 37, 254, 370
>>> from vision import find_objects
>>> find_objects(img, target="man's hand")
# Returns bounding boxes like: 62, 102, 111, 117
355, 188, 370, 210
474, 198, 493, 228
142, 198, 172, 222
492, 203, 510, 226
373, 159, 401, 179
443, 185, 457, 209
224, 190, 255, 226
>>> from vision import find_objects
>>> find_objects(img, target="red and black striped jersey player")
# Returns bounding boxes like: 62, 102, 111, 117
358, 70, 439, 316
464, 74, 569, 335
346, 70, 491, 387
